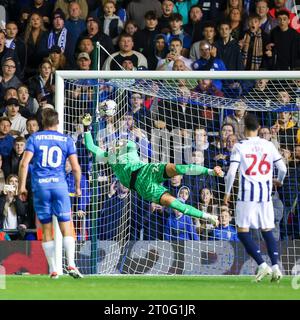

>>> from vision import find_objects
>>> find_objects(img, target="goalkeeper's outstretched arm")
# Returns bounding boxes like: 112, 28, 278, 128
82, 114, 108, 162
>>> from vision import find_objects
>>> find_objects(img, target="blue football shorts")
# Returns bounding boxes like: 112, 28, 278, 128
33, 187, 72, 224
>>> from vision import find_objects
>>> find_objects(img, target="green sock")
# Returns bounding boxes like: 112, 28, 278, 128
175, 164, 209, 176
169, 199, 204, 218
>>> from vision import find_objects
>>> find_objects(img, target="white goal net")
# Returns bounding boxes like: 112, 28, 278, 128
55, 71, 300, 275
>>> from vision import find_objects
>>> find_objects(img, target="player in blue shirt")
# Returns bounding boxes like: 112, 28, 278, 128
18, 109, 82, 279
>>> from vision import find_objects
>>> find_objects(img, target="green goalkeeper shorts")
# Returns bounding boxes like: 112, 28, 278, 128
133, 163, 169, 204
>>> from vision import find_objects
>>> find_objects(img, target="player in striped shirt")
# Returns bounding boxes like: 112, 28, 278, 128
224, 113, 287, 282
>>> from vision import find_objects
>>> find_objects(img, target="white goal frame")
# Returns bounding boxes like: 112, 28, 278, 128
54, 70, 300, 275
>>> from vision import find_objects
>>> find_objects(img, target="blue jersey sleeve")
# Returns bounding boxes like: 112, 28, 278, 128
67, 136, 77, 157
25, 135, 35, 153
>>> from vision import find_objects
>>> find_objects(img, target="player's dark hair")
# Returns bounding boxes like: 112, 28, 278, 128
244, 113, 260, 131
42, 109, 59, 128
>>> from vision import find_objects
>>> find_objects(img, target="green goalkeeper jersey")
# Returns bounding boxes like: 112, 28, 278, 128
84, 131, 146, 188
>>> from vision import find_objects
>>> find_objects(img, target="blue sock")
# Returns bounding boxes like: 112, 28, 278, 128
261, 231, 278, 266
238, 232, 265, 265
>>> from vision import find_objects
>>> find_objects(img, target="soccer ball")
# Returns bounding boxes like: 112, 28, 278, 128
98, 99, 117, 117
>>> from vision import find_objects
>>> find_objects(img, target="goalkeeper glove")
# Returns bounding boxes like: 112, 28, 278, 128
202, 212, 219, 227
81, 113, 92, 132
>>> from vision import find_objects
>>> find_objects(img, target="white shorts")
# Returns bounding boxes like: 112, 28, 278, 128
235, 201, 275, 229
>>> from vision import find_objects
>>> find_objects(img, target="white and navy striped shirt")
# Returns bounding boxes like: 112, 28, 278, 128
229, 137, 283, 202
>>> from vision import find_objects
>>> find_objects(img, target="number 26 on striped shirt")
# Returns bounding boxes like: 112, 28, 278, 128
245, 154, 271, 176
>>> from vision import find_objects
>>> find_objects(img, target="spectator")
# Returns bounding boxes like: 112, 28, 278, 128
0, 116, 14, 157
0, 154, 4, 193
228, 8, 245, 41
48, 9, 76, 68
223, 0, 244, 19
27, 0, 53, 27
193, 127, 210, 164
164, 190, 199, 241
65, 1, 86, 46
0, 30, 20, 77
102, 33, 148, 70
126, 0, 162, 30
142, 202, 166, 240
101, 0, 124, 46
25, 116, 39, 139
47, 45, 68, 71
255, 0, 278, 35
192, 79, 223, 129
172, 58, 191, 71
5, 21, 27, 79
211, 123, 235, 158
246, 78, 273, 102
172, 0, 199, 26
198, 0, 222, 22
22, 12, 49, 78
192, 40, 227, 90
27, 60, 55, 105
266, 10, 299, 70
240, 13, 270, 70
0, 58, 22, 99
273, 111, 300, 150
293, 144, 300, 163
213, 133, 238, 171
166, 13, 192, 57
212, 207, 238, 241
121, 57, 135, 70
268, 0, 300, 33
135, 11, 160, 63
124, 19, 139, 37
78, 15, 114, 68
158, 0, 174, 34
168, 175, 183, 196
189, 21, 217, 60
183, 5, 204, 43
148, 33, 169, 70
2, 135, 26, 178
0, 174, 29, 240
195, 187, 217, 239
157, 38, 192, 70
214, 20, 244, 71
258, 126, 280, 149
223, 100, 247, 140
17, 84, 39, 118
54, 0, 88, 20
90, 0, 127, 23
3, 98, 27, 137
129, 92, 153, 135
108, 179, 129, 199
76, 52, 91, 70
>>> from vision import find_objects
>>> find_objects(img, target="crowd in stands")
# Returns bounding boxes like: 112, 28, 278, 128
0, 0, 299, 243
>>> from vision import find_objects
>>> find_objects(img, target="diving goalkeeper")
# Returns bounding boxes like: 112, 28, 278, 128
82, 114, 223, 226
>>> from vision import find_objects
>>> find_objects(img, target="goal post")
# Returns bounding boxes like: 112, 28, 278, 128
54, 70, 300, 276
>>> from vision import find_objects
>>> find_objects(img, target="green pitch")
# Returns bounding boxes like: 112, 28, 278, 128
0, 276, 299, 300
